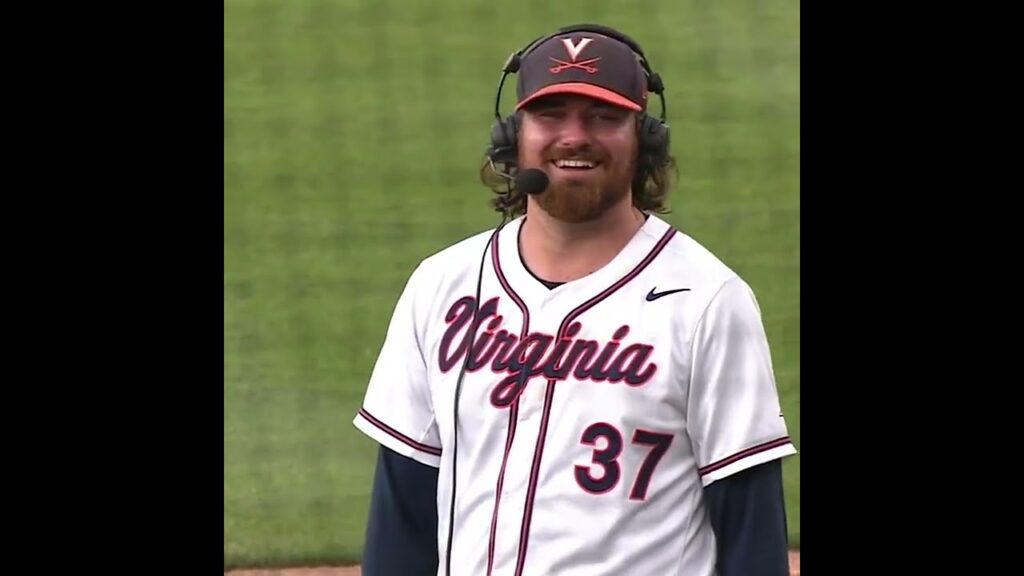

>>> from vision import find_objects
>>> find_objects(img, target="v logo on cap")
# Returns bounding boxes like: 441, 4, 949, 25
561, 38, 593, 61
550, 37, 601, 74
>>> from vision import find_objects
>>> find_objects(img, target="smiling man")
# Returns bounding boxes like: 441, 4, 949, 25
353, 23, 798, 576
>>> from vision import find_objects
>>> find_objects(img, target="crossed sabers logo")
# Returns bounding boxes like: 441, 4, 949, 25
549, 37, 600, 74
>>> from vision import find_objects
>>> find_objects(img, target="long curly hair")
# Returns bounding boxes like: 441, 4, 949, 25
479, 113, 678, 221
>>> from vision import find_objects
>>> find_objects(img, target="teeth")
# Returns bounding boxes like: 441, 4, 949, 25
555, 159, 595, 169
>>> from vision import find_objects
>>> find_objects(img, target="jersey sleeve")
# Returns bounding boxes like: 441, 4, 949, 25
686, 275, 796, 486
353, 262, 443, 468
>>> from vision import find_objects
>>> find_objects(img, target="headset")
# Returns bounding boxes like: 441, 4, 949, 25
444, 24, 670, 575
486, 23, 671, 181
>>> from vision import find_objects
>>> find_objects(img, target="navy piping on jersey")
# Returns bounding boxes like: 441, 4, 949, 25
484, 227, 533, 576
495, 223, 678, 576
358, 407, 442, 457
516, 220, 564, 290
698, 435, 792, 477
516, 213, 652, 291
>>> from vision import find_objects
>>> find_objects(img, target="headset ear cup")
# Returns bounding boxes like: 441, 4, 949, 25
489, 118, 508, 153
488, 114, 520, 164
638, 114, 670, 167
505, 114, 519, 154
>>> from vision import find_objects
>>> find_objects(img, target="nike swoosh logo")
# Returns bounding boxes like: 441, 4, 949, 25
646, 287, 691, 301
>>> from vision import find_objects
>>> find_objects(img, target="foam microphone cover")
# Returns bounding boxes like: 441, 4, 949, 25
515, 168, 549, 195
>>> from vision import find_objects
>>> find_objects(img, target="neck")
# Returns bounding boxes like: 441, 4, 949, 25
519, 195, 646, 284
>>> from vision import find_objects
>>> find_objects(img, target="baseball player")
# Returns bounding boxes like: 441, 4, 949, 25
353, 23, 797, 576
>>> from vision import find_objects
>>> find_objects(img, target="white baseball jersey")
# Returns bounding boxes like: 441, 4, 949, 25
353, 214, 797, 576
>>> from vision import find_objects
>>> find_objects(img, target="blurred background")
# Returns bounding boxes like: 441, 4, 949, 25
224, 0, 799, 569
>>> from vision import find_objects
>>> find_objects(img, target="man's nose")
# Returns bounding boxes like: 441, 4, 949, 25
555, 115, 592, 150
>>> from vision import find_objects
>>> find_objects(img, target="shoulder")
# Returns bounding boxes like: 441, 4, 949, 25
643, 215, 765, 330
410, 222, 510, 287
392, 220, 514, 322
418, 224, 505, 274
644, 216, 751, 306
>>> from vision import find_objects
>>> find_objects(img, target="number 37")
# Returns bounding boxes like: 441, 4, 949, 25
575, 422, 674, 501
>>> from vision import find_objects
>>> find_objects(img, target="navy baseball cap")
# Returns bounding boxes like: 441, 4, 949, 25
515, 29, 649, 112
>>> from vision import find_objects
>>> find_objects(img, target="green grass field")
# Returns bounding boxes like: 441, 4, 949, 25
224, 0, 799, 569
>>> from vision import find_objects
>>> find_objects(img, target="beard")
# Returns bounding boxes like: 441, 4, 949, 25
532, 157, 635, 223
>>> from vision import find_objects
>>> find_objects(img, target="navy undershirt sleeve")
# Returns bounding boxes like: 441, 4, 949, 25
703, 459, 791, 576
362, 446, 439, 576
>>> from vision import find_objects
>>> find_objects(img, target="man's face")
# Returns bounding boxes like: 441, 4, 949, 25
517, 95, 638, 223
